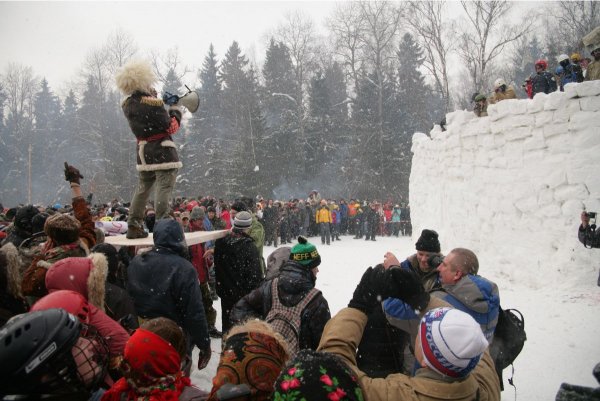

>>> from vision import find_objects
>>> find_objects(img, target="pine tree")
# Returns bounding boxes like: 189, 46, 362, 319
219, 41, 265, 197
261, 39, 299, 195
186, 44, 224, 195
32, 78, 63, 201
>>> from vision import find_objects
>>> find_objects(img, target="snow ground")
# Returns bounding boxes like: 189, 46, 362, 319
191, 234, 600, 401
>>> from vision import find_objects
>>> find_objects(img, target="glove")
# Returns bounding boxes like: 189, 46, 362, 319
348, 265, 388, 314
387, 267, 430, 312
64, 162, 83, 184
197, 346, 211, 370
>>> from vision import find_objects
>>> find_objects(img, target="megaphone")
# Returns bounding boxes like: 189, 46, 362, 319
162, 85, 200, 113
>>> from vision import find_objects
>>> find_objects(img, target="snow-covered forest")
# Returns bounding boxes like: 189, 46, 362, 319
0, 1, 598, 205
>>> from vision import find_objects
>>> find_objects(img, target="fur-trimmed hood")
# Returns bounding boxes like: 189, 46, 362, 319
44, 253, 108, 310
0, 243, 23, 298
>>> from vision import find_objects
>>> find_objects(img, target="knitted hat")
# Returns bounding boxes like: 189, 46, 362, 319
233, 211, 253, 229
289, 236, 321, 269
190, 206, 205, 221
419, 307, 488, 378
273, 349, 364, 401
415, 229, 440, 253
44, 213, 81, 245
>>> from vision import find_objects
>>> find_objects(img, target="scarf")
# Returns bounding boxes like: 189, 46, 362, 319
208, 332, 288, 401
101, 329, 190, 401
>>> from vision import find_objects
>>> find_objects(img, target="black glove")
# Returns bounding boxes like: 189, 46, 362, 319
387, 267, 430, 312
64, 162, 83, 184
197, 346, 211, 370
348, 265, 388, 314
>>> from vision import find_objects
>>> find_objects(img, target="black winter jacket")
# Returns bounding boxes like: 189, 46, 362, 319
214, 230, 263, 303
230, 261, 331, 351
127, 219, 209, 350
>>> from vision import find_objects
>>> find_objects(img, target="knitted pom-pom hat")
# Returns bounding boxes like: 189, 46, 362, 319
289, 236, 321, 270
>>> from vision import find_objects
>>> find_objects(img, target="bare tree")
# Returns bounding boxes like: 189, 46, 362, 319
406, 1, 455, 111
546, 1, 600, 54
149, 47, 192, 89
104, 28, 138, 74
458, 0, 535, 94
327, 2, 366, 94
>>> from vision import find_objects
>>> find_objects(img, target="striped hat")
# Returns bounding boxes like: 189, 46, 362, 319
419, 307, 488, 378
233, 211, 253, 229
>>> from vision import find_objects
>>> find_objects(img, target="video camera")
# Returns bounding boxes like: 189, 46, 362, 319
585, 211, 597, 226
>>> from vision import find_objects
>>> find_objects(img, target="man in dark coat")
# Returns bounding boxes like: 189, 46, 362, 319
127, 218, 211, 370
214, 211, 264, 333
230, 236, 330, 353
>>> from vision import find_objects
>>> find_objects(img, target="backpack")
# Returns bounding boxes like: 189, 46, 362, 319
490, 307, 527, 390
265, 278, 320, 358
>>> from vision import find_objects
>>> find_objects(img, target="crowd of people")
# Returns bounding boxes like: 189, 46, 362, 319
0, 162, 508, 401
472, 44, 600, 117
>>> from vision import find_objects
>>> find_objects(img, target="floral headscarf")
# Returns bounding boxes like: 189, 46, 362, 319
101, 329, 190, 401
273, 349, 364, 401
208, 331, 288, 401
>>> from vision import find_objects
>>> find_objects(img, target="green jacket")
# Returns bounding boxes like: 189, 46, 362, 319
249, 215, 265, 274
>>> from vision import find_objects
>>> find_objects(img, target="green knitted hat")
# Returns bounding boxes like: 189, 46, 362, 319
290, 236, 321, 269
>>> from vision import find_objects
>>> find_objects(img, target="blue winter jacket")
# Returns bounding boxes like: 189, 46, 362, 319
384, 273, 500, 341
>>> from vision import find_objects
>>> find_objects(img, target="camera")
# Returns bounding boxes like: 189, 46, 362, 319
586, 211, 597, 226
428, 254, 444, 269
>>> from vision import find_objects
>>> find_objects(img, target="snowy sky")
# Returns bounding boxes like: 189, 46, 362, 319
0, 1, 337, 92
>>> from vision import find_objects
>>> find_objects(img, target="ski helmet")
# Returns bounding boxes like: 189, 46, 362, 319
0, 309, 83, 395
557, 54, 569, 63
570, 53, 581, 62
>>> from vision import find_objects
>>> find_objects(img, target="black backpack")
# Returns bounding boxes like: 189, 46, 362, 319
490, 307, 527, 390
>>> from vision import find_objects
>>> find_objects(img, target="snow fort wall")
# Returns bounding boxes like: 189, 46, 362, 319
410, 80, 600, 288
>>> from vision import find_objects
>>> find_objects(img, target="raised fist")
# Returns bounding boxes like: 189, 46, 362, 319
64, 162, 83, 184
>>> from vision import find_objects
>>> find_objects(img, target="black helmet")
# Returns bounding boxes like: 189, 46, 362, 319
0, 309, 108, 398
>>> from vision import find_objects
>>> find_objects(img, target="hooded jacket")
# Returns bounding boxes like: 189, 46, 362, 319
127, 219, 210, 351
230, 260, 330, 351
43, 253, 131, 355
384, 274, 500, 343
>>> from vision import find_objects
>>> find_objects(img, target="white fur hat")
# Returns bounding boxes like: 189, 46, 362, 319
115, 60, 157, 95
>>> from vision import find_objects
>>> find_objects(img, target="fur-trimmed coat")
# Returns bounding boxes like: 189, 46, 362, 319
0, 243, 28, 325
122, 90, 183, 172
21, 196, 95, 299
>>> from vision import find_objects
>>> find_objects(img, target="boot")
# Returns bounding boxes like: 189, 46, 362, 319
126, 226, 148, 239
208, 325, 222, 338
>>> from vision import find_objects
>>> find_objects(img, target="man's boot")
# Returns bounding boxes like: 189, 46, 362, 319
209, 325, 222, 338
126, 226, 148, 239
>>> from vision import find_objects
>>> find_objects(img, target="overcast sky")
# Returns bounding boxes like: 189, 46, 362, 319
0, 1, 338, 95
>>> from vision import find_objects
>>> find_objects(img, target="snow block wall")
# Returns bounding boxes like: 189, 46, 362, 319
409, 81, 600, 289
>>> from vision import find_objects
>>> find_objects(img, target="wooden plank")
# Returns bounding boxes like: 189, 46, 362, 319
104, 229, 229, 247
